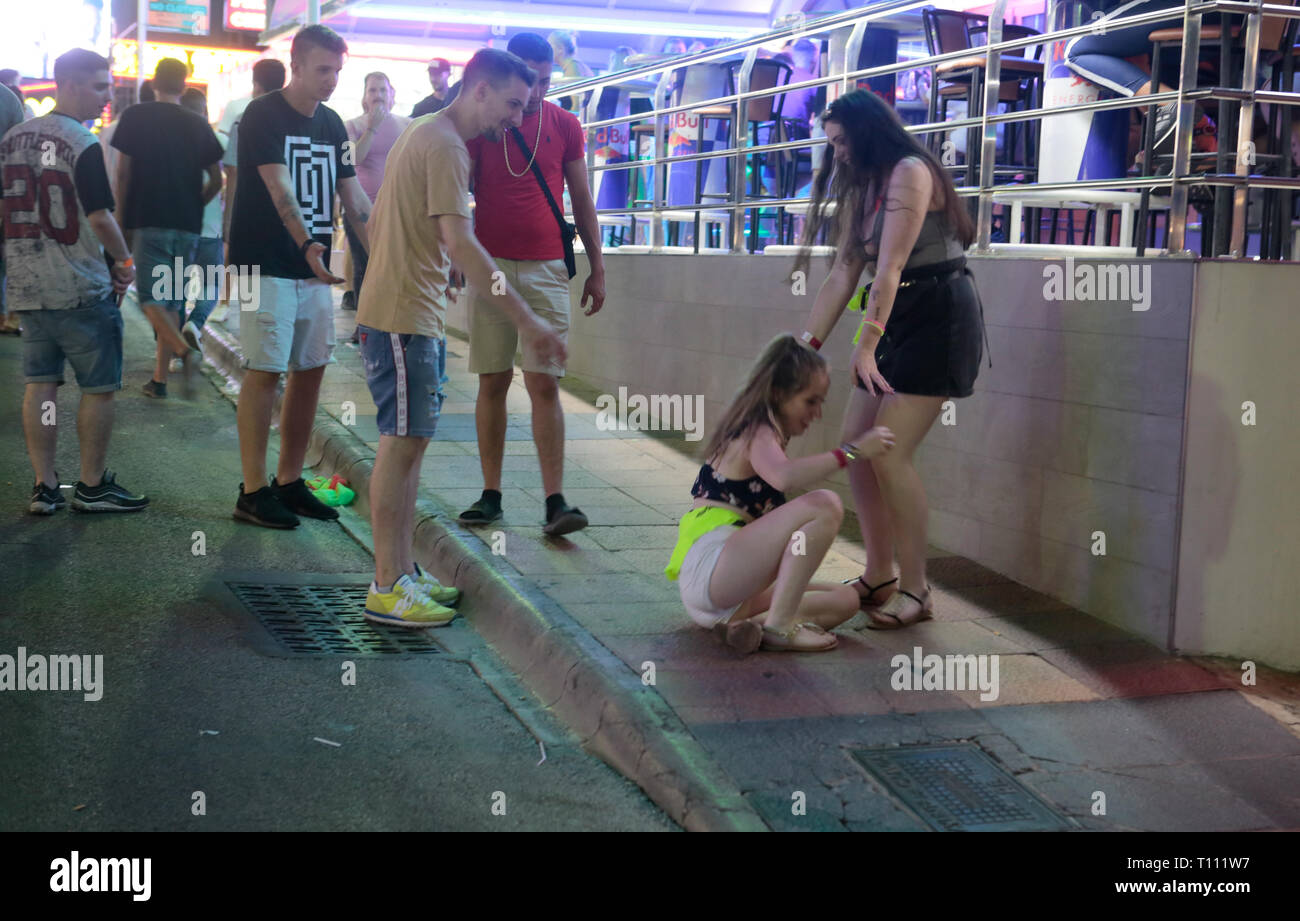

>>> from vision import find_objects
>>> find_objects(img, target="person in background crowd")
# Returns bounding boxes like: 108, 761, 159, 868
342, 72, 409, 318
100, 80, 152, 205
661, 38, 688, 55
355, 48, 563, 626
780, 38, 821, 138
0, 69, 33, 120
1, 49, 148, 513
227, 25, 372, 530
549, 31, 592, 78
223, 59, 286, 245
608, 45, 636, 72
411, 58, 453, 118
459, 32, 604, 536
112, 57, 223, 398
1066, 0, 1220, 161
178, 88, 224, 353
797, 89, 988, 630
686, 40, 709, 55
0, 81, 28, 335
665, 335, 895, 652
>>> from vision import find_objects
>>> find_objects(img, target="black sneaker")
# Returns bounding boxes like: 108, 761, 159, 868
29, 479, 66, 515
234, 483, 300, 529
341, 290, 357, 312
142, 379, 167, 399
272, 476, 339, 521
71, 470, 149, 512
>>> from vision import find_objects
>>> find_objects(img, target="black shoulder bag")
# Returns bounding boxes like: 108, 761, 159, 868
510, 126, 577, 279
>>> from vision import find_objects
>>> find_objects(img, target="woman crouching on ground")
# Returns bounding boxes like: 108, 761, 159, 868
664, 334, 895, 652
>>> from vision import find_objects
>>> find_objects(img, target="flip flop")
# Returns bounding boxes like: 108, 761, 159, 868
760, 622, 838, 652
543, 505, 588, 536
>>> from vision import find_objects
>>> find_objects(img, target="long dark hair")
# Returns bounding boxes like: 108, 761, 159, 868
794, 89, 973, 278
701, 334, 827, 464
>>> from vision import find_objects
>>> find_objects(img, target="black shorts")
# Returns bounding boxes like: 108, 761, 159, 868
857, 268, 985, 398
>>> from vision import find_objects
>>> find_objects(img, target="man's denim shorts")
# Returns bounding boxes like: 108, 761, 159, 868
21, 295, 124, 393
357, 324, 444, 438
134, 226, 199, 317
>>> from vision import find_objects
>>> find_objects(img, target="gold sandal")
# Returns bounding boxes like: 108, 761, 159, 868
760, 622, 838, 652
866, 588, 933, 630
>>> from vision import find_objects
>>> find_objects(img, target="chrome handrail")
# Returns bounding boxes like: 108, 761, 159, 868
553, 0, 1298, 257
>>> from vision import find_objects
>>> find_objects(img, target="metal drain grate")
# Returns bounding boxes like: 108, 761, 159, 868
226, 582, 442, 656
851, 743, 1072, 832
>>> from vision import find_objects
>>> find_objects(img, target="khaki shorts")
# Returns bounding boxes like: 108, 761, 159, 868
468, 257, 570, 377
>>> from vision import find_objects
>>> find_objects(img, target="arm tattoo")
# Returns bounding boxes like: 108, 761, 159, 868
271, 182, 311, 243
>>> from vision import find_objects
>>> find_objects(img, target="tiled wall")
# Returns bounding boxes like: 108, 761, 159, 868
450, 252, 1197, 650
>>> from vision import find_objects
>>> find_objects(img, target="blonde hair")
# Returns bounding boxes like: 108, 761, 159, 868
701, 334, 827, 464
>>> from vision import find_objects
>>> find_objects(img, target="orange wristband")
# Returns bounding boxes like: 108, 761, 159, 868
118, 257, 134, 268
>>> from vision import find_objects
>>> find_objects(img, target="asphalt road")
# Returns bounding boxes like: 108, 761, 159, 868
0, 309, 676, 832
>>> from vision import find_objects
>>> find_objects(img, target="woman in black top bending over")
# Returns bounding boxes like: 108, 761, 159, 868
797, 89, 987, 630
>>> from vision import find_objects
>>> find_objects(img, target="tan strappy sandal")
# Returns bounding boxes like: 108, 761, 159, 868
866, 587, 933, 630
844, 575, 898, 611
760, 622, 838, 652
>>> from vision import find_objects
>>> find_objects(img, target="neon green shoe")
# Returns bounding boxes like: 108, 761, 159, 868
364, 574, 456, 628
306, 474, 356, 507
412, 563, 461, 606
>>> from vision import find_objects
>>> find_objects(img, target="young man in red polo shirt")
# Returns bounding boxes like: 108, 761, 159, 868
459, 32, 606, 536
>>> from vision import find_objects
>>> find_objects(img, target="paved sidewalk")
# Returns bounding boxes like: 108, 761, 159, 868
210, 299, 1300, 831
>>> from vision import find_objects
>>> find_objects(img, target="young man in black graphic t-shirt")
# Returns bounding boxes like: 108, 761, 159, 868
227, 24, 373, 529
112, 57, 223, 397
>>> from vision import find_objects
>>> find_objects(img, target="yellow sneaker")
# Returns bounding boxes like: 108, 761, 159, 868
364, 574, 456, 628
412, 564, 461, 606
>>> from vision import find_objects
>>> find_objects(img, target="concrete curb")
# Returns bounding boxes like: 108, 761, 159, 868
199, 319, 768, 832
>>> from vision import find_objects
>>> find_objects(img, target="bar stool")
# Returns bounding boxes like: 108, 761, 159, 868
923, 9, 1043, 189
1140, 4, 1298, 255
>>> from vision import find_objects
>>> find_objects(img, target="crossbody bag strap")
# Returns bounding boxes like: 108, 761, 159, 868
510, 126, 569, 234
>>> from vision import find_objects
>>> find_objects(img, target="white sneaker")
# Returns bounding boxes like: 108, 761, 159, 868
182, 320, 202, 352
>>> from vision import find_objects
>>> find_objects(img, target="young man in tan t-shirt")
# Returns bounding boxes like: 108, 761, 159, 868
354, 48, 565, 628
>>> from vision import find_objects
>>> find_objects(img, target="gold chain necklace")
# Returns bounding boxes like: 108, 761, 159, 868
503, 107, 544, 177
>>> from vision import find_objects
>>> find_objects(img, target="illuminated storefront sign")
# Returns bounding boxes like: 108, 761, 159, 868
111, 40, 262, 82
225, 0, 267, 32
147, 0, 211, 37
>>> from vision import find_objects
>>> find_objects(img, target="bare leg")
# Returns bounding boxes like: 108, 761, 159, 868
23, 382, 59, 487
76, 392, 114, 487
276, 365, 326, 483
743, 581, 860, 630
474, 369, 512, 492
871, 393, 945, 597
371, 434, 428, 589
400, 440, 429, 576
707, 489, 845, 633
140, 301, 189, 358
841, 386, 897, 595
523, 370, 565, 497
237, 369, 280, 490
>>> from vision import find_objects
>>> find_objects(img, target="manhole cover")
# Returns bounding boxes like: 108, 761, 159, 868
850, 743, 1073, 832
226, 581, 442, 656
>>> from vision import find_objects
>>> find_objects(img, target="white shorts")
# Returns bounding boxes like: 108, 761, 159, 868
238, 275, 335, 374
677, 525, 744, 629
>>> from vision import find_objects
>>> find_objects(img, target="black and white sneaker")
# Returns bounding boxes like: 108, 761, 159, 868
29, 479, 66, 515
70, 470, 149, 512
1151, 102, 1178, 159
234, 483, 300, 529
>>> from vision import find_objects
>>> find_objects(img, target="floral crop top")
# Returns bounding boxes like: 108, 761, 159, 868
690, 463, 787, 520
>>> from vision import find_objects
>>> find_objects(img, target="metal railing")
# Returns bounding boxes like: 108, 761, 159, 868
546, 0, 1300, 259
